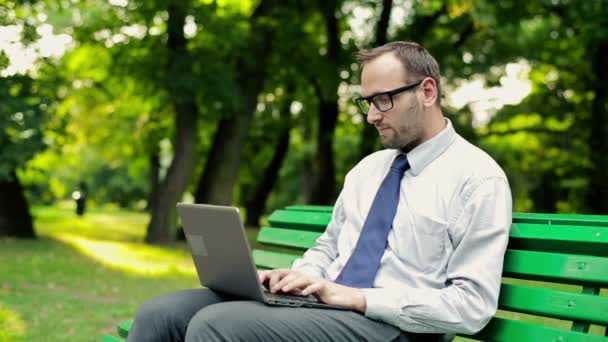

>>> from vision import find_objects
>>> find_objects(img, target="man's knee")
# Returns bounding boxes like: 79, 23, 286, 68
128, 297, 175, 341
185, 302, 269, 342
134, 295, 170, 324
129, 289, 220, 342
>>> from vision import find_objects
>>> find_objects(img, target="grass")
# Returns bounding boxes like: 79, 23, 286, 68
0, 204, 261, 342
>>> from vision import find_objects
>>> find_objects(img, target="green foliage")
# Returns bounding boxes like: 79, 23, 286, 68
0, 75, 50, 180
2, 0, 608, 215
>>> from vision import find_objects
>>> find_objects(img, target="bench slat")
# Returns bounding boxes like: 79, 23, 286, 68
260, 223, 608, 257
257, 227, 320, 250
512, 213, 608, 226
272, 209, 608, 243
467, 317, 608, 341
253, 249, 300, 269
268, 210, 330, 231
285, 205, 333, 213
498, 284, 608, 324
101, 335, 124, 342
118, 319, 133, 339
504, 250, 608, 286
283, 205, 608, 226
509, 223, 608, 257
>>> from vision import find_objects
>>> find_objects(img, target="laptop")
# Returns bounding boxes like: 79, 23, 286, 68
177, 203, 349, 310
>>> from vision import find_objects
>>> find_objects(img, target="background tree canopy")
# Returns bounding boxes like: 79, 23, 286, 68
1, 0, 607, 242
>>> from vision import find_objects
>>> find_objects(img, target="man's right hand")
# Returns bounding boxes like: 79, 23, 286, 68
256, 268, 366, 312
257, 268, 305, 295
257, 268, 291, 288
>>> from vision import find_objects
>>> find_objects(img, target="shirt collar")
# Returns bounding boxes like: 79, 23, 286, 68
396, 118, 457, 176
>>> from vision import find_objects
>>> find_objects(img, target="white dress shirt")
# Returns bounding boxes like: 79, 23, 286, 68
291, 118, 512, 335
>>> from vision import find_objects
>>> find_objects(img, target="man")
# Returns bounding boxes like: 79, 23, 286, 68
128, 41, 512, 342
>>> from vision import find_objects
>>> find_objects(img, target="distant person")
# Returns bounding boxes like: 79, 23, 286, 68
128, 41, 512, 342
74, 181, 87, 216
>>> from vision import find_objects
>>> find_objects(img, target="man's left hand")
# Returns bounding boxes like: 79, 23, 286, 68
271, 270, 367, 313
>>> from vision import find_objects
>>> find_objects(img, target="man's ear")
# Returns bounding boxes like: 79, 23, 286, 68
420, 77, 438, 108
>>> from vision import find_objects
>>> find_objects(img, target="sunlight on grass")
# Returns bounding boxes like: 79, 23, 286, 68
53, 232, 196, 277
33, 205, 148, 243
0, 304, 26, 341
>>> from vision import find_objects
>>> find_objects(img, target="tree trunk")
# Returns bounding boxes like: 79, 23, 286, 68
357, 0, 393, 160
194, 0, 277, 206
310, 100, 338, 204
244, 98, 293, 227
529, 169, 559, 213
310, 0, 340, 205
0, 170, 35, 238
244, 126, 290, 227
145, 150, 160, 212
145, 0, 199, 244
194, 113, 255, 205
586, 40, 608, 214
302, 120, 314, 204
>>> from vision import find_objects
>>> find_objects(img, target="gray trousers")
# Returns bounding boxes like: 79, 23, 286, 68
127, 288, 450, 342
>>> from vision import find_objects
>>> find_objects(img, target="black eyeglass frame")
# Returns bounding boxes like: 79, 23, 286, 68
354, 80, 423, 114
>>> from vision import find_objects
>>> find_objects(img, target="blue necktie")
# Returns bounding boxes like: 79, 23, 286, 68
335, 154, 410, 288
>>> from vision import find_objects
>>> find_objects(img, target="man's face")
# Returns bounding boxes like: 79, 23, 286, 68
360, 53, 424, 151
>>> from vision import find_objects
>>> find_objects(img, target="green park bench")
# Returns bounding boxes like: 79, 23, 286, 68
103, 205, 608, 341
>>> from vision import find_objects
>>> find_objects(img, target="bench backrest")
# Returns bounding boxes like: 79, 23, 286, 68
253, 206, 608, 341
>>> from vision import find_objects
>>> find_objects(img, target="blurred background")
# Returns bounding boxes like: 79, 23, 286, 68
1, 0, 607, 340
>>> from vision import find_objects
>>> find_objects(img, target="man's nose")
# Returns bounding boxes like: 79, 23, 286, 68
366, 105, 382, 124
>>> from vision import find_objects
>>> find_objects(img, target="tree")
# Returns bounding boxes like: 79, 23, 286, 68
193, 0, 282, 206
145, 0, 200, 243
0, 73, 56, 238
241, 83, 295, 227
307, 0, 343, 205
467, 1, 608, 213
0, 2, 60, 238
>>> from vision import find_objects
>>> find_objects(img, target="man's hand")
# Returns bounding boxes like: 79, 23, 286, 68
257, 269, 367, 313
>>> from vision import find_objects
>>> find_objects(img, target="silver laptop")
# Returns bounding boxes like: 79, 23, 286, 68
177, 203, 349, 310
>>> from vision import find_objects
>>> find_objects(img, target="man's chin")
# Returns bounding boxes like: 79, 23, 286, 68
380, 139, 397, 149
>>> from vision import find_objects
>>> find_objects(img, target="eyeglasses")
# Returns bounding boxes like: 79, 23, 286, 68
354, 80, 423, 114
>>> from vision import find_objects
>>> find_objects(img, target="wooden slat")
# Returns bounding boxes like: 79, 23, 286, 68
497, 284, 608, 324
259, 222, 608, 257
253, 249, 300, 269
509, 223, 608, 257
284, 205, 608, 226
285, 205, 333, 213
267, 210, 331, 231
572, 287, 601, 333
513, 212, 608, 226
279, 207, 608, 232
257, 227, 321, 250
503, 250, 608, 286
101, 335, 124, 342
466, 317, 608, 341
118, 319, 133, 339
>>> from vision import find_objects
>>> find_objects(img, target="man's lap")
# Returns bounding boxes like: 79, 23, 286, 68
129, 288, 447, 342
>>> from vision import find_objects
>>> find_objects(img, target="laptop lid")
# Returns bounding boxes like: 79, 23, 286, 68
177, 203, 265, 302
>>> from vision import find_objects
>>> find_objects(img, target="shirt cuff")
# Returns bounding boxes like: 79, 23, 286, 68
361, 288, 401, 323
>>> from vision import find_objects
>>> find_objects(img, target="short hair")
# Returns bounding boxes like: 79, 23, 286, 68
357, 41, 442, 105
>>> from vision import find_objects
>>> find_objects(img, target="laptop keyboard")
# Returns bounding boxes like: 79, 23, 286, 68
263, 290, 319, 303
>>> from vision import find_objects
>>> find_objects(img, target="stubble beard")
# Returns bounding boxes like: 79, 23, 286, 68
381, 99, 423, 152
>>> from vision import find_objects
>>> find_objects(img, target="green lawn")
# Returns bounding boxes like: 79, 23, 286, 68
0, 205, 260, 342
